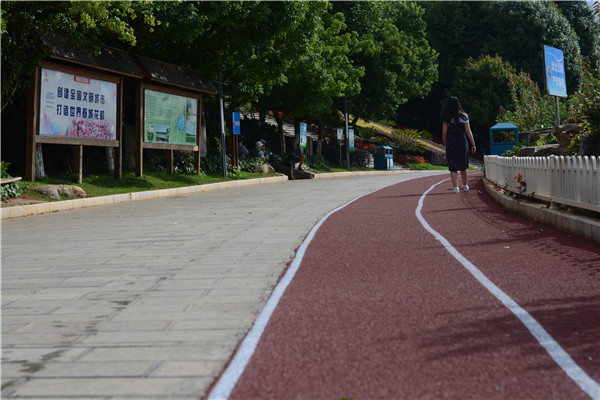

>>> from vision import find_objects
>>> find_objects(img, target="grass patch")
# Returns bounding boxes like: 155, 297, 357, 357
17, 169, 277, 202
13, 162, 374, 204
407, 163, 447, 170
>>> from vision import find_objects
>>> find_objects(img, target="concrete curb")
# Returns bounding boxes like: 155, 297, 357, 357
483, 179, 600, 244
1, 175, 288, 220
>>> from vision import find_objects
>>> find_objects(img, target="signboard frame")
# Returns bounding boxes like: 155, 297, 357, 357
141, 83, 201, 150
232, 112, 241, 135
299, 122, 308, 149
231, 112, 241, 168
137, 83, 203, 175
543, 45, 567, 98
26, 60, 123, 182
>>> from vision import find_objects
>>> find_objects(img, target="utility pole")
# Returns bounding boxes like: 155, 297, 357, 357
218, 68, 227, 178
344, 97, 350, 170
554, 96, 560, 127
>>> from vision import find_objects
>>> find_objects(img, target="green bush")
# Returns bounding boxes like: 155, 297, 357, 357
355, 126, 380, 142
534, 133, 558, 146
497, 71, 568, 131
384, 128, 425, 154
378, 119, 397, 127
306, 155, 329, 171
174, 151, 197, 174
201, 154, 225, 174
238, 157, 265, 172
501, 142, 525, 157
570, 57, 600, 135
1, 161, 22, 201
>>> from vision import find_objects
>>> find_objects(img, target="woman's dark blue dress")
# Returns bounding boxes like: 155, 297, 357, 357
446, 119, 469, 172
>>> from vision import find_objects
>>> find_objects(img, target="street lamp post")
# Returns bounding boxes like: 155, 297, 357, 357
344, 97, 350, 170
218, 68, 227, 178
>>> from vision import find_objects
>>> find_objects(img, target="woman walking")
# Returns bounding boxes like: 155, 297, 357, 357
441, 96, 477, 193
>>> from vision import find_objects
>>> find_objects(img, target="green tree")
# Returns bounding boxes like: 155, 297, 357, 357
332, 1, 438, 122
399, 1, 586, 139
556, 1, 600, 71
449, 54, 516, 145
570, 58, 600, 135
192, 2, 308, 108
480, 1, 582, 92
257, 5, 364, 155
0, 1, 159, 110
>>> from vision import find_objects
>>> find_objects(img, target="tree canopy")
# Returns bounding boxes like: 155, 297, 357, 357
2, 0, 599, 149
398, 0, 599, 137
449, 54, 516, 142
0, 1, 159, 110
332, 1, 438, 121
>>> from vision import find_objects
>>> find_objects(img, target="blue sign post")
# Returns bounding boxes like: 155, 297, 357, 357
231, 112, 241, 168
543, 45, 567, 126
299, 122, 307, 149
348, 128, 355, 151
232, 112, 241, 135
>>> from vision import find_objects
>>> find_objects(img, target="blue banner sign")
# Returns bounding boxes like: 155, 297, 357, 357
232, 112, 241, 135
349, 128, 355, 151
543, 45, 567, 98
299, 122, 307, 148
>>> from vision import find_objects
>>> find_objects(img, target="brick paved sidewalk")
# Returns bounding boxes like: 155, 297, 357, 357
1, 171, 443, 399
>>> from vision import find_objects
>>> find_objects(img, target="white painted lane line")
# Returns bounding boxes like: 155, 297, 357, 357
416, 178, 600, 400
207, 183, 397, 400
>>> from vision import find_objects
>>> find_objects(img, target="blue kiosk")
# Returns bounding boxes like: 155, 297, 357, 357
489, 122, 519, 156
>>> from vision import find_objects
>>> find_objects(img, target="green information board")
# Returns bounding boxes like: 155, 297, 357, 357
144, 89, 197, 145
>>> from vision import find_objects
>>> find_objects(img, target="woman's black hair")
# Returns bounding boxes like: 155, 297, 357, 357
441, 96, 468, 123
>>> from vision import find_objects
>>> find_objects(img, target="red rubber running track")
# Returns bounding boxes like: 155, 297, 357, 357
208, 172, 600, 400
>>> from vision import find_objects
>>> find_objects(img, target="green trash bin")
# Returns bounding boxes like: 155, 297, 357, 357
373, 146, 393, 170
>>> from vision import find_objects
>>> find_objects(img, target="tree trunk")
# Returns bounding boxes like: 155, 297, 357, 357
106, 147, 115, 174
317, 117, 324, 157
35, 143, 45, 179
351, 115, 359, 127
123, 125, 136, 169
274, 111, 286, 154
294, 116, 301, 138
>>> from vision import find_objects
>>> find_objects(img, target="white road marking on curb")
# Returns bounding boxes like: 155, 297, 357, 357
207, 183, 396, 400
416, 179, 600, 400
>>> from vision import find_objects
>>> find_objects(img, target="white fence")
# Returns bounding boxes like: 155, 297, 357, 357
484, 155, 600, 212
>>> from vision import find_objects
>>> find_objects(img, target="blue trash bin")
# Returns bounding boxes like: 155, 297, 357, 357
489, 122, 519, 156
373, 146, 393, 170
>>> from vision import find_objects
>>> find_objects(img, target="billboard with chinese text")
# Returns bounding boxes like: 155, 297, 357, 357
39, 68, 118, 140
543, 45, 567, 98
144, 89, 197, 145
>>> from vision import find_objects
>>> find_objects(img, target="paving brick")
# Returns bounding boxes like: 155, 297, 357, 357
1, 172, 442, 398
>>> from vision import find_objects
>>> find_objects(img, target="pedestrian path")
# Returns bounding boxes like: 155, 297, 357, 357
212, 173, 600, 400
1, 171, 443, 399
